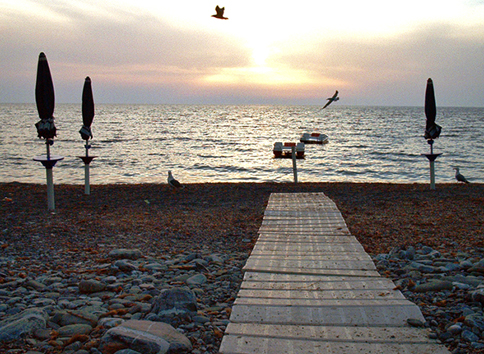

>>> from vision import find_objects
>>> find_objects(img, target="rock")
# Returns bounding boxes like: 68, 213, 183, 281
407, 318, 424, 327
447, 324, 462, 335
57, 323, 92, 337
461, 329, 480, 342
51, 308, 100, 327
114, 260, 137, 273
109, 249, 143, 260
471, 288, 484, 305
0, 308, 47, 342
78, 279, 106, 294
23, 279, 47, 291
206, 254, 224, 264
442, 274, 482, 287
412, 280, 453, 293
469, 259, 484, 273
408, 262, 438, 273
99, 317, 125, 329
150, 287, 198, 323
186, 274, 207, 287
464, 313, 484, 331
99, 320, 192, 354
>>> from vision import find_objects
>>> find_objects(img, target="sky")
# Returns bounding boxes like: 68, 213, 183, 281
1, 0, 484, 106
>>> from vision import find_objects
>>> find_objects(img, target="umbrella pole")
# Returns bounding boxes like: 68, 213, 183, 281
34, 139, 63, 211
45, 139, 54, 210
429, 160, 436, 190
291, 146, 298, 183
46, 167, 55, 210
78, 142, 96, 195
421, 139, 441, 190
84, 143, 90, 195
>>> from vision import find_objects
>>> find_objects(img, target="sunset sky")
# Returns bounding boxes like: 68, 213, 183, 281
1, 0, 484, 106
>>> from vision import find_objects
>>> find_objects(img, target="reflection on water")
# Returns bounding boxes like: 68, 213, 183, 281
0, 104, 482, 184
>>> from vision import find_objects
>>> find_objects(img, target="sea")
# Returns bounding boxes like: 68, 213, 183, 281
0, 104, 482, 185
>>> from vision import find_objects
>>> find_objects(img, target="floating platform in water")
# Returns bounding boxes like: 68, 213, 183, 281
273, 142, 305, 159
300, 132, 329, 144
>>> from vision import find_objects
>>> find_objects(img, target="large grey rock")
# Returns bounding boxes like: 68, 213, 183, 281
150, 287, 198, 323
99, 320, 192, 354
109, 248, 143, 260
0, 308, 47, 342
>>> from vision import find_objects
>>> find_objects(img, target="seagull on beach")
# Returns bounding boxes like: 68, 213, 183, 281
322, 90, 339, 109
212, 5, 228, 20
168, 171, 182, 189
454, 167, 470, 183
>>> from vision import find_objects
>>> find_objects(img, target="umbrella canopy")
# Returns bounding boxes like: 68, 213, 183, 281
424, 78, 441, 140
35, 52, 56, 139
80, 76, 95, 140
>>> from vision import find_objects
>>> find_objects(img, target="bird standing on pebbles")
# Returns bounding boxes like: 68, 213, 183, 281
168, 171, 182, 189
453, 167, 470, 183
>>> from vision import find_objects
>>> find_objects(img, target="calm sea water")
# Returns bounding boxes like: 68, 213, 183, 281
0, 104, 482, 184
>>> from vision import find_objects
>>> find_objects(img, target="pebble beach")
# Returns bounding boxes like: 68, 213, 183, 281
1, 182, 483, 353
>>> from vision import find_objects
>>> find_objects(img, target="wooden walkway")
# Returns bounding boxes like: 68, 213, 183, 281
219, 192, 449, 354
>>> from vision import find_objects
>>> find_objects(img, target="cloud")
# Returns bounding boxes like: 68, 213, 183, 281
0, 1, 251, 103
269, 23, 484, 105
1, 0, 483, 106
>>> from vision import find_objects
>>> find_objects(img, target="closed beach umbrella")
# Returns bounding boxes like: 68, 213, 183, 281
80, 76, 94, 140
424, 78, 441, 140
35, 52, 56, 139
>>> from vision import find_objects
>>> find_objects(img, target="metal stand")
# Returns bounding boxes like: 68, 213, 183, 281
78, 142, 96, 195
33, 139, 63, 210
421, 139, 442, 190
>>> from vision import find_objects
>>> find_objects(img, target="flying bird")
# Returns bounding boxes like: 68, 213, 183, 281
212, 5, 228, 20
322, 90, 339, 109
168, 171, 182, 189
453, 167, 470, 183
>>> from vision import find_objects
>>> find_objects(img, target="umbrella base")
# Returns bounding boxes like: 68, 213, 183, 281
34, 155, 64, 169
421, 153, 442, 162
78, 156, 97, 165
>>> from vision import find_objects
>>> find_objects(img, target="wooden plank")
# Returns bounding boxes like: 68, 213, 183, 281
220, 335, 449, 354
235, 297, 412, 306
236, 289, 406, 300
240, 278, 399, 291
243, 272, 381, 282
244, 258, 376, 271
246, 254, 372, 261
251, 244, 366, 254
224, 323, 436, 344
229, 304, 425, 326
241, 266, 381, 277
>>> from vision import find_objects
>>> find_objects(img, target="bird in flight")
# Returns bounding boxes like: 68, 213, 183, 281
453, 167, 470, 183
322, 90, 339, 109
168, 171, 182, 189
212, 5, 228, 20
